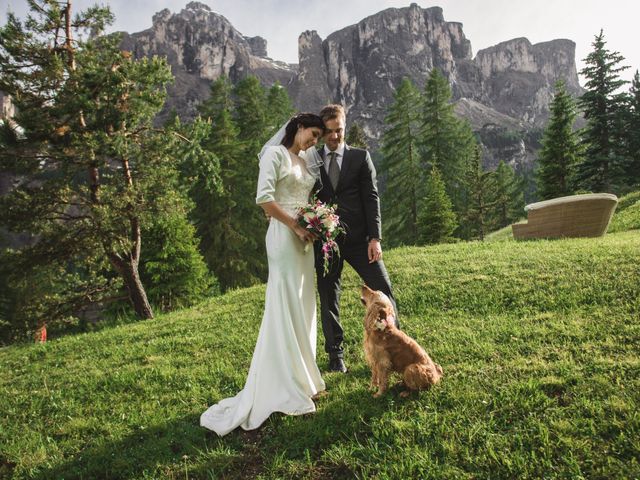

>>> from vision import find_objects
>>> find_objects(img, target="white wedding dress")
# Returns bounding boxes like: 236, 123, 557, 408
200, 145, 325, 436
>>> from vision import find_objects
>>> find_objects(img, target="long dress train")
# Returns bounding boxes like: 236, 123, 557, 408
200, 145, 325, 436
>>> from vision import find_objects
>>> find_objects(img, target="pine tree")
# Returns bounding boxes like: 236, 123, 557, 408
266, 82, 294, 137
234, 76, 269, 155
379, 78, 423, 246
576, 30, 629, 192
418, 167, 457, 244
0, 249, 18, 344
232, 76, 270, 284
0, 246, 90, 342
0, 1, 210, 324
624, 70, 640, 186
463, 147, 497, 240
493, 161, 525, 229
139, 191, 215, 312
536, 80, 581, 200
419, 68, 476, 213
346, 122, 369, 150
193, 76, 267, 289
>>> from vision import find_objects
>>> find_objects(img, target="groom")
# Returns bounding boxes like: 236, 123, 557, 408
315, 104, 398, 373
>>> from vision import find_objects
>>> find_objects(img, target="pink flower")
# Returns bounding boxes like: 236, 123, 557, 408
297, 196, 345, 275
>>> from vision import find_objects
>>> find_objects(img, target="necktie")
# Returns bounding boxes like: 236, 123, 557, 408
328, 151, 340, 190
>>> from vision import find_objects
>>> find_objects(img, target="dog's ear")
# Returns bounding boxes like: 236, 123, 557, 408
362, 284, 375, 295
361, 284, 374, 305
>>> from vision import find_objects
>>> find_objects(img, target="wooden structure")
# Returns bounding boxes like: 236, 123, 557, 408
512, 193, 618, 240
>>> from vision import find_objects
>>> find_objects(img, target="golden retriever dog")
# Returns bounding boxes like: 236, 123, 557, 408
361, 285, 443, 398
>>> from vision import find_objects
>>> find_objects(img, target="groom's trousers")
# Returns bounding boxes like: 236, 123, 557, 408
316, 241, 398, 359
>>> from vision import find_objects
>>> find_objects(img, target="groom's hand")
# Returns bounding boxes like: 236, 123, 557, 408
368, 238, 382, 263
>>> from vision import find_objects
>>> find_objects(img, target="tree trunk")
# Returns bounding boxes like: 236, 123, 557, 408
109, 254, 153, 319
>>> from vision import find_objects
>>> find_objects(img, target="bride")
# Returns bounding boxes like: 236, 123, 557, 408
200, 113, 327, 436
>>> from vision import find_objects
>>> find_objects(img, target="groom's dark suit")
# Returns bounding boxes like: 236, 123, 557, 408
314, 144, 398, 360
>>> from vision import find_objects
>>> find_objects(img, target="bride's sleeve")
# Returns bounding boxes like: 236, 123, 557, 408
256, 146, 281, 204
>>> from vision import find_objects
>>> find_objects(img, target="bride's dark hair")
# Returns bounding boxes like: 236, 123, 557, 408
281, 113, 325, 148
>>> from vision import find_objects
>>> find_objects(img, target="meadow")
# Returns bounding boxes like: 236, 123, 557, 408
1, 200, 639, 479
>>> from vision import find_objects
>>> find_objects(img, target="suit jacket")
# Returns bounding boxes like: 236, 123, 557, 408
314, 144, 381, 245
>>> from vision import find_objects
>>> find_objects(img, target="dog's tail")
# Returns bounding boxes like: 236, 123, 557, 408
404, 362, 443, 390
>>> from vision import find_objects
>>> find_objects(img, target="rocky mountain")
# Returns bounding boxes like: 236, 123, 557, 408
293, 4, 582, 170
119, 2, 297, 120
120, 2, 582, 170
0, 91, 15, 121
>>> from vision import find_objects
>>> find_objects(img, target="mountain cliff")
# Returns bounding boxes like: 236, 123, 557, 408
119, 2, 296, 120
118, 2, 583, 170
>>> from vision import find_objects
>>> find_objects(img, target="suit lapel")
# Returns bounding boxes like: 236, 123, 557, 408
336, 145, 354, 191
318, 148, 334, 195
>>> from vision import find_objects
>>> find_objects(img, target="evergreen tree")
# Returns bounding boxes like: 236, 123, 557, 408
194, 76, 267, 289
346, 122, 369, 150
576, 30, 629, 192
493, 161, 525, 228
419, 68, 476, 213
0, 249, 18, 344
140, 193, 215, 312
463, 147, 497, 240
418, 167, 457, 244
234, 76, 269, 155
0, 246, 100, 343
232, 76, 269, 284
536, 80, 581, 200
379, 78, 423, 246
266, 82, 294, 137
624, 70, 640, 186
0, 1, 213, 326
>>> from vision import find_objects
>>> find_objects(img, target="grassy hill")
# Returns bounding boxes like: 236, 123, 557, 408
1, 228, 639, 479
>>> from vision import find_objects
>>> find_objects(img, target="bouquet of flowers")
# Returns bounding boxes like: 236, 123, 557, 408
297, 197, 345, 275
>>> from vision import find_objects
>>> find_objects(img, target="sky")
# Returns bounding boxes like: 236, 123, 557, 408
3, 0, 639, 84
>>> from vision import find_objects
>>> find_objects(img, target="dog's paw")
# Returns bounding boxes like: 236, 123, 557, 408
399, 390, 411, 398
372, 392, 383, 398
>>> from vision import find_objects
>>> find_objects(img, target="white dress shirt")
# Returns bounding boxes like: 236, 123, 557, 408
323, 144, 345, 173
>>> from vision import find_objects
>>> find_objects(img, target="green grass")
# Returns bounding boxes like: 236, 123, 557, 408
609, 191, 640, 233
2, 231, 640, 479
616, 190, 640, 212
484, 223, 519, 242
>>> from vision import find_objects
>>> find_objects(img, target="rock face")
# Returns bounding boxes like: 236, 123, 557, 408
0, 92, 15, 120
294, 5, 476, 139
0, 92, 16, 200
470, 37, 581, 124
288, 31, 332, 113
119, 2, 583, 170
0, 92, 26, 248
454, 98, 537, 170
244, 36, 268, 58
294, 4, 582, 169
119, 2, 296, 120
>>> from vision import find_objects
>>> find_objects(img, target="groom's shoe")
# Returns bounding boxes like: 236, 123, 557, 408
329, 357, 348, 373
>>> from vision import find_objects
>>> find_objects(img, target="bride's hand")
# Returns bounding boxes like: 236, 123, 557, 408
292, 223, 318, 244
